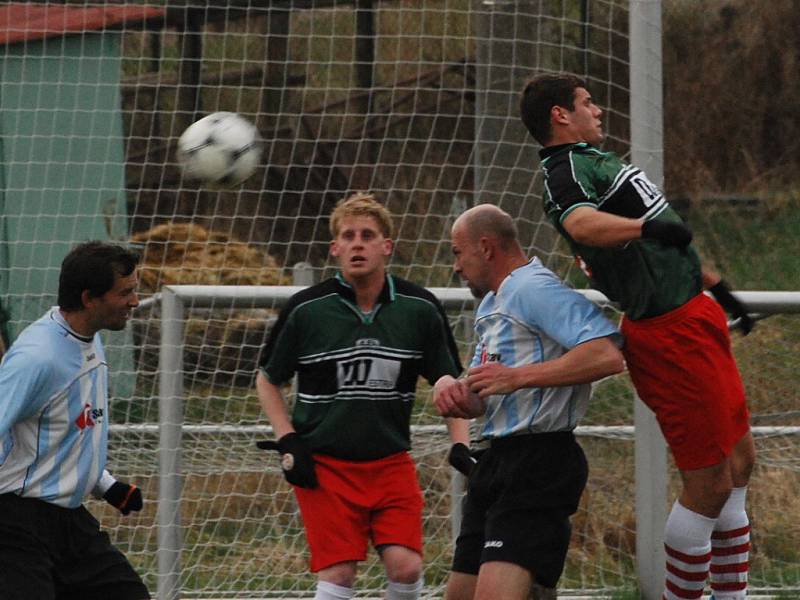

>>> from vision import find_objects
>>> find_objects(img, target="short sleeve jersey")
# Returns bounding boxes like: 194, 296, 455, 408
540, 142, 702, 320
0, 309, 110, 508
470, 259, 622, 438
259, 273, 462, 461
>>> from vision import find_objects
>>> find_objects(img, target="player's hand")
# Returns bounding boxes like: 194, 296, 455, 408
256, 433, 318, 489
433, 375, 486, 419
709, 280, 754, 335
466, 362, 520, 398
448, 443, 477, 477
103, 481, 143, 516
641, 219, 693, 248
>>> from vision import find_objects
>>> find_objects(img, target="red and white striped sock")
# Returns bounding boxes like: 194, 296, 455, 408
662, 500, 716, 600
710, 487, 750, 599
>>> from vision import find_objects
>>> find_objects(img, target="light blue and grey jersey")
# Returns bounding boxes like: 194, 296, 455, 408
471, 259, 622, 439
0, 308, 115, 508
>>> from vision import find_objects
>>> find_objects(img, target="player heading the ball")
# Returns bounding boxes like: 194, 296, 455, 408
521, 72, 755, 600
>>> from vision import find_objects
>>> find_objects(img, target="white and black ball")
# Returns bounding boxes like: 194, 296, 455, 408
176, 112, 262, 187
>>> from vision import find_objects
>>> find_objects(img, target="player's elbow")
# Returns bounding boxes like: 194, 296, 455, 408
564, 212, 604, 246
597, 343, 625, 378
567, 222, 598, 246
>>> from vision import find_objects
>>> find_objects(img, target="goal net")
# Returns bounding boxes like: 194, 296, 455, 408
1, 0, 798, 598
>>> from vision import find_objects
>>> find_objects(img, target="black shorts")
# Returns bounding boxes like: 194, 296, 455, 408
0, 493, 150, 600
451, 432, 588, 588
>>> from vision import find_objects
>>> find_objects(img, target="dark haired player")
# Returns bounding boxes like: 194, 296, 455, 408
520, 73, 755, 600
0, 241, 149, 600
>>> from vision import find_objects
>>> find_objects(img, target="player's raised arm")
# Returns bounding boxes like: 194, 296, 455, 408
563, 205, 692, 248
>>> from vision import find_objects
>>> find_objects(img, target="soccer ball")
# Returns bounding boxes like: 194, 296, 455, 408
176, 112, 262, 187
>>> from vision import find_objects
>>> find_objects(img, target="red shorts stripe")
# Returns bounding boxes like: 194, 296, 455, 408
622, 293, 750, 471
293, 451, 424, 572
711, 525, 751, 540
665, 544, 711, 564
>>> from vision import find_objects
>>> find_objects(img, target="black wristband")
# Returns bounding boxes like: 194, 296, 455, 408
103, 481, 143, 515
641, 219, 693, 248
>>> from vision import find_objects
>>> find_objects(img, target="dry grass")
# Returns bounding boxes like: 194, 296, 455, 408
663, 0, 800, 195
131, 222, 290, 293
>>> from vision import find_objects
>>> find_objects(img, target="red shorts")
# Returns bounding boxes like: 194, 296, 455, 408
293, 451, 424, 572
621, 293, 750, 471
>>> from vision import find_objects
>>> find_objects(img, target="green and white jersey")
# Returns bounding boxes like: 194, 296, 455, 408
259, 273, 462, 461
539, 142, 702, 320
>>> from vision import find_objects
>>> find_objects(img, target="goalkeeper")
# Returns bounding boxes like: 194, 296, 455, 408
0, 241, 149, 600
434, 204, 624, 600
520, 73, 756, 600
256, 193, 468, 600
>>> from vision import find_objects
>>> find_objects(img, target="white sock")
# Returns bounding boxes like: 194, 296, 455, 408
663, 500, 716, 600
385, 577, 423, 600
314, 580, 354, 600
710, 487, 750, 600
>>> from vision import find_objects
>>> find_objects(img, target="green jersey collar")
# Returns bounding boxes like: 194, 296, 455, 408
539, 141, 591, 162
334, 271, 395, 303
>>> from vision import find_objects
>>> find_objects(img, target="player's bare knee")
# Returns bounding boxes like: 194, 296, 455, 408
383, 551, 423, 583
318, 562, 358, 588
709, 486, 733, 514
680, 467, 734, 516
385, 561, 422, 583
732, 433, 756, 484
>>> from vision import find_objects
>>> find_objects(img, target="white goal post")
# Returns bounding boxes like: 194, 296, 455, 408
152, 284, 800, 600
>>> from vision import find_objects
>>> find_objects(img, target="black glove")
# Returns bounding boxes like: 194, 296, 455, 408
103, 481, 143, 516
709, 280, 754, 335
256, 433, 318, 489
641, 219, 693, 248
448, 443, 478, 477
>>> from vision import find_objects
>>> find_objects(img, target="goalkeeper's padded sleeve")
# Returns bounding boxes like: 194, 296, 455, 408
256, 433, 318, 489
103, 481, 143, 515
709, 280, 754, 335
447, 443, 477, 477
641, 219, 693, 248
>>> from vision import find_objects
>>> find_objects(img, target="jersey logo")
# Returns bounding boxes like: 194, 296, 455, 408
629, 171, 663, 207
484, 540, 504, 548
75, 404, 104, 430
337, 356, 400, 390
355, 338, 380, 347
479, 344, 501, 365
